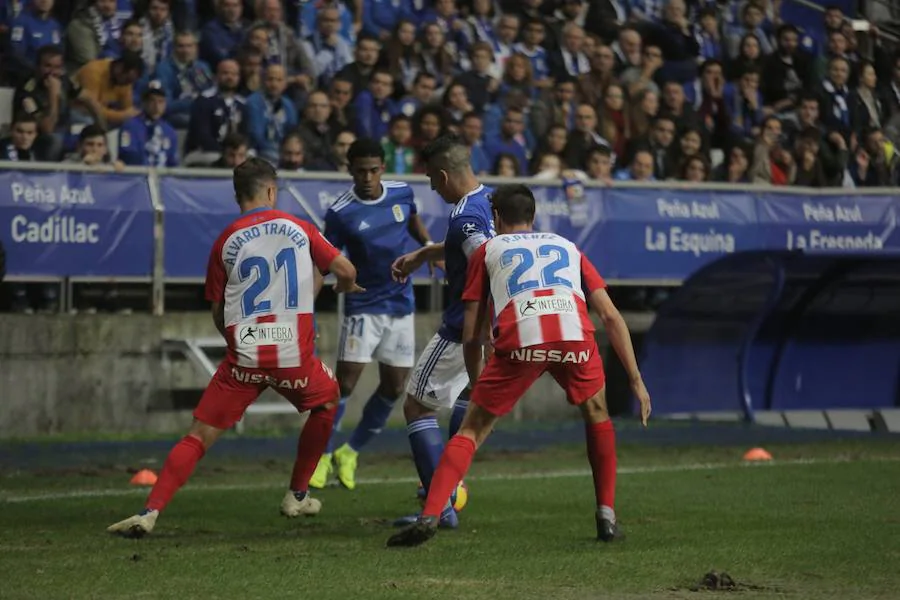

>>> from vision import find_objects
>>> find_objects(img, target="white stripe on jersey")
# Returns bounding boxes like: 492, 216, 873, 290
451, 184, 486, 217
516, 301, 544, 347
330, 192, 353, 212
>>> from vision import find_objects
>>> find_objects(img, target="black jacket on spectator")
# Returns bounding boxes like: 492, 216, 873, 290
646, 21, 700, 84
761, 51, 815, 108
184, 90, 247, 154
819, 80, 859, 144
453, 72, 494, 114
334, 63, 373, 101
584, 0, 628, 44
852, 88, 890, 134
297, 120, 337, 166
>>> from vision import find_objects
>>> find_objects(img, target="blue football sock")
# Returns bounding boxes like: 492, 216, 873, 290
448, 389, 470, 439
406, 416, 444, 491
347, 392, 395, 452
325, 396, 349, 454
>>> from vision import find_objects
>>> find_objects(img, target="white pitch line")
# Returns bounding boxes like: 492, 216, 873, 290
3, 456, 898, 504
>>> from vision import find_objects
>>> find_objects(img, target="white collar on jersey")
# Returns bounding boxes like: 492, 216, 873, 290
451, 184, 485, 216
351, 184, 388, 205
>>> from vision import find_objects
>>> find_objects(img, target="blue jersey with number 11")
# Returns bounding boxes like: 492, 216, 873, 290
324, 181, 417, 317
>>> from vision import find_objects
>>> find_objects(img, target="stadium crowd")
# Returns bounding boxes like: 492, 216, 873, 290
0, 0, 898, 187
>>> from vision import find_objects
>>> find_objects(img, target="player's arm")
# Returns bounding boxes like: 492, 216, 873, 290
391, 242, 445, 282
204, 237, 228, 339
211, 301, 226, 337
327, 254, 364, 293
313, 268, 325, 299
302, 219, 365, 294
582, 255, 652, 426
407, 213, 433, 246
461, 244, 491, 385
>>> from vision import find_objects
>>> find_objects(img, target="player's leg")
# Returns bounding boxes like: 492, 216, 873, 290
310, 313, 375, 488
107, 362, 261, 537
448, 387, 470, 440
334, 313, 415, 489
549, 341, 621, 542
396, 333, 468, 527
388, 352, 541, 547
272, 359, 340, 517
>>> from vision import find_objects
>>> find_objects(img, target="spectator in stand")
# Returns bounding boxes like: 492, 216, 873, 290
577, 44, 615, 109
64, 124, 124, 169
454, 42, 499, 114
695, 6, 723, 62
853, 61, 889, 137
815, 28, 859, 86
584, 144, 613, 182
183, 58, 245, 165
303, 5, 353, 89
236, 46, 263, 96
726, 33, 764, 81
422, 0, 467, 52
660, 78, 699, 131
784, 94, 847, 186
412, 106, 446, 167
584, 0, 627, 45
611, 25, 642, 76
396, 72, 436, 119
535, 123, 568, 161
628, 0, 663, 23
648, 0, 700, 84
564, 103, 609, 170
66, 0, 122, 72
820, 55, 855, 147
884, 54, 900, 125
155, 30, 214, 128
628, 115, 675, 179
492, 152, 520, 176
713, 143, 751, 183
199, 0, 246, 68
792, 128, 827, 187
7, 0, 61, 84
679, 155, 709, 182
851, 127, 898, 187
252, 0, 315, 102
296, 90, 335, 166
308, 128, 355, 171
761, 24, 814, 116
0, 112, 38, 161
484, 106, 530, 173
492, 13, 520, 77
462, 0, 497, 49
419, 21, 457, 89
666, 126, 704, 178
441, 81, 473, 129
513, 18, 552, 90
725, 1, 773, 59
353, 67, 397, 141
631, 89, 659, 141
75, 51, 144, 127
101, 19, 144, 60
118, 80, 179, 166
382, 19, 422, 95
333, 33, 380, 100
296, 0, 356, 44
530, 151, 564, 178
382, 114, 416, 174
278, 132, 305, 171
327, 75, 354, 130
139, 0, 175, 74
691, 59, 731, 149
549, 22, 589, 79
546, 74, 577, 133
210, 132, 249, 168
500, 53, 537, 100
459, 111, 489, 175
725, 67, 765, 144
599, 82, 629, 159
750, 115, 795, 184
619, 43, 662, 99
245, 64, 298, 164
614, 148, 655, 181
14, 45, 104, 160
361, 0, 406, 41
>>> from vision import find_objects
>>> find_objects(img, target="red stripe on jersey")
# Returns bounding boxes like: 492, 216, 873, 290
225, 326, 238, 364
576, 295, 595, 338
256, 314, 279, 369
534, 289, 563, 344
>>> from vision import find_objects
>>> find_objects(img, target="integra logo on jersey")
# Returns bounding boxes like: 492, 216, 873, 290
230, 367, 308, 389
509, 348, 591, 363
237, 322, 297, 346
517, 296, 576, 318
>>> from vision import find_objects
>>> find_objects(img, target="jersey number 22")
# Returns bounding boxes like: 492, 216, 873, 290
501, 244, 573, 297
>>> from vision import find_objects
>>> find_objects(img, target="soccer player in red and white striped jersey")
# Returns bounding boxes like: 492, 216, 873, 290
388, 184, 652, 548
108, 158, 363, 538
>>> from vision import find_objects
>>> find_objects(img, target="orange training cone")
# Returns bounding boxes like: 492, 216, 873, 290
130, 469, 158, 486
742, 447, 773, 462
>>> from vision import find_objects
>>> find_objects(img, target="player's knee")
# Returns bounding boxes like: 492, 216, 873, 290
403, 394, 434, 422
376, 381, 405, 401
187, 420, 223, 450
580, 390, 610, 424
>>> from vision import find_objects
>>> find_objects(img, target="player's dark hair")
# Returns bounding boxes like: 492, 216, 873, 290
491, 184, 536, 225
36, 44, 63, 62
421, 134, 470, 172
222, 132, 248, 150
347, 138, 385, 165
233, 157, 276, 204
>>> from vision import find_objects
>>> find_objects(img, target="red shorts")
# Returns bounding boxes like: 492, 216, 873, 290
471, 340, 605, 417
193, 357, 339, 430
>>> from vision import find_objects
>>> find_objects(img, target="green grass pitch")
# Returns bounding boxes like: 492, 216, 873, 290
1, 437, 899, 599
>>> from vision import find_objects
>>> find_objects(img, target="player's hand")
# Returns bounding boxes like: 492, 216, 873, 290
391, 249, 424, 283
333, 280, 366, 294
428, 259, 446, 278
631, 377, 651, 427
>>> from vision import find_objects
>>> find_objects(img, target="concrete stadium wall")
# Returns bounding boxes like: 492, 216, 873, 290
0, 312, 652, 438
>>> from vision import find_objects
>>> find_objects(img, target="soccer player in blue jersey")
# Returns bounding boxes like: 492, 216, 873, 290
310, 137, 435, 490
390, 135, 495, 528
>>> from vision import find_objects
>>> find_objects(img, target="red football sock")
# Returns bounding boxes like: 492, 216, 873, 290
290, 404, 337, 491
146, 435, 206, 512
422, 435, 476, 518
585, 420, 617, 510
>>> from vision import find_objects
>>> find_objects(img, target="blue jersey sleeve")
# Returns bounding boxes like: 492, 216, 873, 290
323, 209, 345, 250
449, 213, 491, 258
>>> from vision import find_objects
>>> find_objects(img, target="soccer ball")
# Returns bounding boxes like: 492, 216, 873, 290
417, 480, 469, 512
